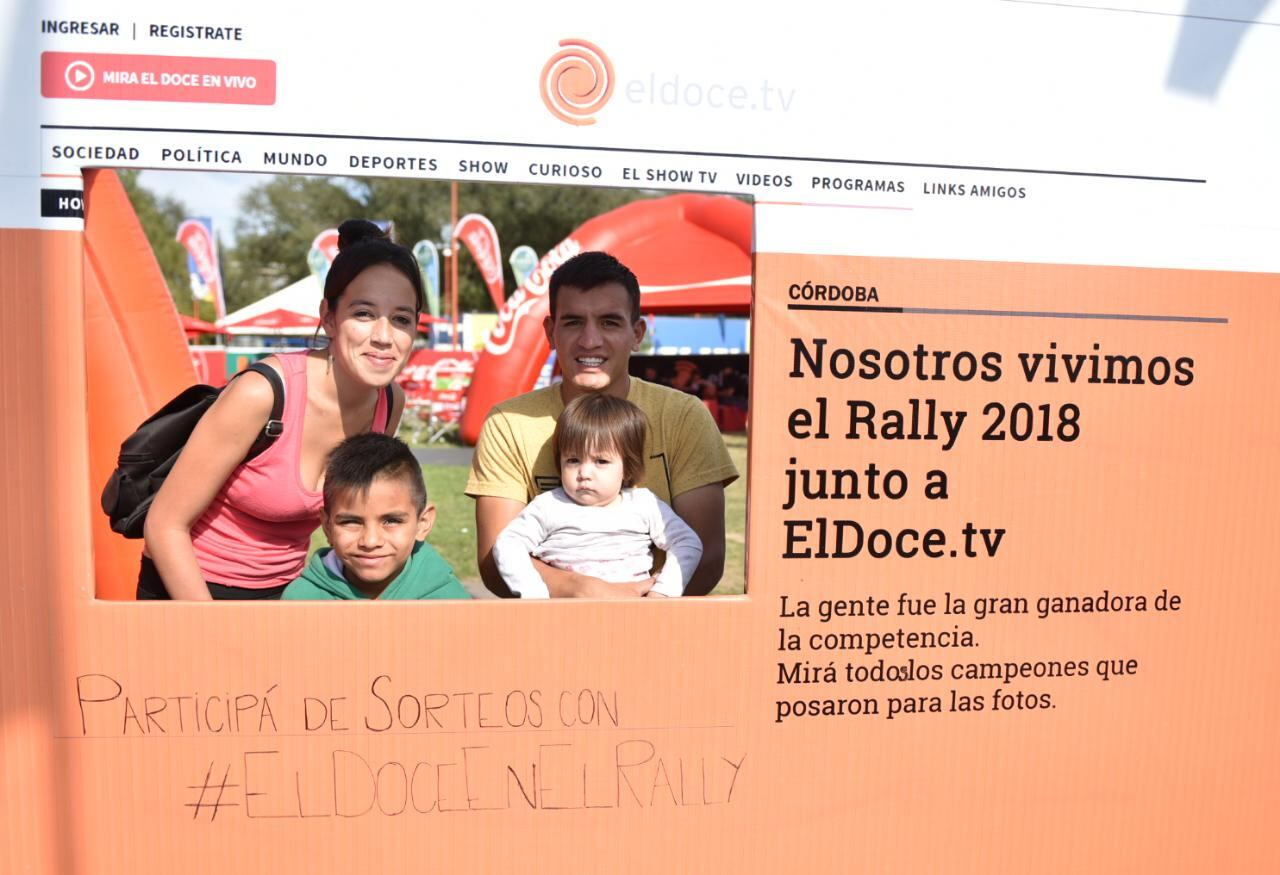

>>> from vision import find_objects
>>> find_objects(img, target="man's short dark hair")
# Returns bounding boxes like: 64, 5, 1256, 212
323, 433, 427, 513
548, 251, 642, 322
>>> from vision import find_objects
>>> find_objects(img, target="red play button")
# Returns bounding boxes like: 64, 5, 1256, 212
64, 60, 94, 92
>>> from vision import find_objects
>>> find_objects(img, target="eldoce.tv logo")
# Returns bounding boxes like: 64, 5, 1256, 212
540, 39, 615, 126
539, 39, 797, 126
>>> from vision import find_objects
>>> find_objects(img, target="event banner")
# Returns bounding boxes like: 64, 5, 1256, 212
2, 2, 1279, 873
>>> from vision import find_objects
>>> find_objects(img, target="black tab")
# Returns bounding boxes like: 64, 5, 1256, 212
41, 188, 84, 218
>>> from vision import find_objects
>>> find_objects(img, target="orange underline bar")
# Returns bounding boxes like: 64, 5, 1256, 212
756, 200, 914, 211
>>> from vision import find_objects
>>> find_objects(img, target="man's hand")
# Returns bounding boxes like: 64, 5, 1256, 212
476, 495, 655, 598
539, 565, 654, 598
475, 495, 525, 597
671, 483, 727, 596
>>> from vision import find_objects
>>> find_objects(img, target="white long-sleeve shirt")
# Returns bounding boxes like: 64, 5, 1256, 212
492, 487, 703, 598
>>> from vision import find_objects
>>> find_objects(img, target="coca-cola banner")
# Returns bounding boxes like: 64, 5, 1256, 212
453, 213, 504, 310
396, 348, 479, 422
175, 217, 225, 320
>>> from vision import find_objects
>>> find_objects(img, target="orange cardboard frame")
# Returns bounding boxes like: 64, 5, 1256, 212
4, 212, 1278, 870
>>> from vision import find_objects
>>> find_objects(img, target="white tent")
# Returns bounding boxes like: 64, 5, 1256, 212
219, 274, 322, 336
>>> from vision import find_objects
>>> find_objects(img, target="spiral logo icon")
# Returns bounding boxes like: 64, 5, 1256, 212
540, 39, 615, 126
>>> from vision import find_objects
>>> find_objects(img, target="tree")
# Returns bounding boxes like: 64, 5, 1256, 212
118, 171, 700, 322
228, 175, 652, 313
224, 176, 363, 312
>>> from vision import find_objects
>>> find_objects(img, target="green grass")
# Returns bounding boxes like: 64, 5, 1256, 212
421, 463, 482, 581
312, 433, 750, 596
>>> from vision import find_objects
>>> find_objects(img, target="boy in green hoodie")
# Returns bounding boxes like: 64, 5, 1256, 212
283, 433, 471, 601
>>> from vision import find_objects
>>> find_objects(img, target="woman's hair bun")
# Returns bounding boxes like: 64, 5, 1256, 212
323, 218, 424, 313
336, 219, 389, 251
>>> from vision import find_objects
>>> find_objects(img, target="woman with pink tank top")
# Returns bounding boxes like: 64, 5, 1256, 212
139, 220, 422, 600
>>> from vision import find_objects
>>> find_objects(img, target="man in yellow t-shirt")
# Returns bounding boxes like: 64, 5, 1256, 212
466, 251, 738, 598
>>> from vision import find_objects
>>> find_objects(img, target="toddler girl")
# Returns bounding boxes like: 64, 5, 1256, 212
492, 393, 702, 598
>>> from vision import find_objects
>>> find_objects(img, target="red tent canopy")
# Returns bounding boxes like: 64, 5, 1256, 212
225, 309, 443, 332
177, 313, 227, 338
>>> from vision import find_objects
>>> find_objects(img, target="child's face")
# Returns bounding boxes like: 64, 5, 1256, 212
321, 476, 435, 596
560, 442, 626, 507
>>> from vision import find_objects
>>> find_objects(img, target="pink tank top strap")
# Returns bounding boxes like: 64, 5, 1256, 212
273, 353, 391, 433
373, 383, 391, 434
277, 352, 310, 440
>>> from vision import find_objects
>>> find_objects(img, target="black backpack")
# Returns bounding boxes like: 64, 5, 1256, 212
100, 362, 286, 539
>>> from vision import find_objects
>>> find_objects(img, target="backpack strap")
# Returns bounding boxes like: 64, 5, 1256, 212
381, 383, 396, 434
241, 361, 286, 460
